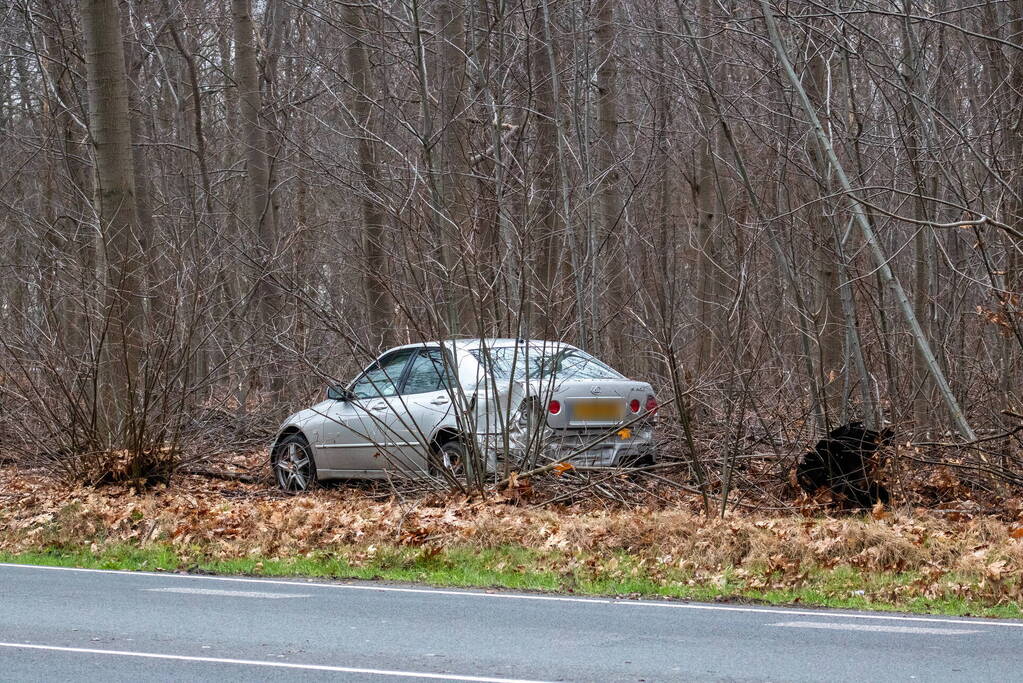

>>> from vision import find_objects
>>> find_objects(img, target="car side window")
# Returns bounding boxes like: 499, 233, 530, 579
400, 349, 452, 395
555, 350, 621, 380
349, 349, 415, 399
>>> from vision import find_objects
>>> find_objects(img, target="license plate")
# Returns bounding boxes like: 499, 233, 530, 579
571, 400, 624, 421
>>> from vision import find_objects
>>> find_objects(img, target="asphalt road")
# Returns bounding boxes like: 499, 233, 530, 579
1, 563, 1020, 682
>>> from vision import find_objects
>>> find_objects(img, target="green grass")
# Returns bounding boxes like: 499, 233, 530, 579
2, 544, 1020, 620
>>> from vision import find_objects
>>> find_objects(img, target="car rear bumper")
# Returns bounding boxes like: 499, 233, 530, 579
543, 427, 655, 467
480, 425, 655, 469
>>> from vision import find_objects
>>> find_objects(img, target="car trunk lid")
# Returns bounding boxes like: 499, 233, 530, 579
540, 379, 652, 429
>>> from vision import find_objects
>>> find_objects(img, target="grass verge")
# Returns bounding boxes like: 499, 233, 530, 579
2, 543, 1020, 620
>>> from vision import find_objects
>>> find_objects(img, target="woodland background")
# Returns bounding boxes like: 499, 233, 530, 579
0, 0, 1021, 493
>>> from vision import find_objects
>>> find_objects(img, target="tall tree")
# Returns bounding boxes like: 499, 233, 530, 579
81, 0, 145, 443
530, 1, 563, 335
425, 0, 472, 334
232, 0, 278, 392
232, 4, 274, 313
344, 4, 392, 348
899, 3, 938, 428
593, 0, 624, 354
691, 0, 723, 372
759, 0, 976, 439
805, 25, 843, 425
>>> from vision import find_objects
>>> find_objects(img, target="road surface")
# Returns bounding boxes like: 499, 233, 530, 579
0, 562, 1019, 681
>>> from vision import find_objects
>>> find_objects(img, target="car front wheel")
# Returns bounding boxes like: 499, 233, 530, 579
272, 434, 317, 492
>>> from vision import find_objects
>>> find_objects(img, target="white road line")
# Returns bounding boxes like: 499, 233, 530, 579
3, 562, 1021, 629
0, 642, 552, 683
145, 587, 311, 599
770, 621, 981, 636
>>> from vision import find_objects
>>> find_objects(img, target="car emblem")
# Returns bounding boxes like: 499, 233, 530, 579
590, 385, 602, 395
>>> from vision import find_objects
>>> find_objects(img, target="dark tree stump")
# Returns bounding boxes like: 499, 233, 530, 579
796, 422, 894, 507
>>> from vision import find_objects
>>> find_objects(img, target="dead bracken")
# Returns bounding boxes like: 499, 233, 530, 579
3, 463, 1023, 614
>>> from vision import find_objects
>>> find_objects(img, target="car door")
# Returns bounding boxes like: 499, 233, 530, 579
318, 348, 415, 473
378, 347, 456, 472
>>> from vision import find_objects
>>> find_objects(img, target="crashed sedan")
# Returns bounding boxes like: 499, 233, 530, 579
271, 339, 658, 491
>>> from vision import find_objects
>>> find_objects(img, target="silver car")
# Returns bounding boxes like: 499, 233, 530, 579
270, 339, 658, 491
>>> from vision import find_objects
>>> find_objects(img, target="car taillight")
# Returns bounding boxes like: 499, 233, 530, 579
548, 399, 562, 415
629, 399, 641, 413
645, 395, 658, 412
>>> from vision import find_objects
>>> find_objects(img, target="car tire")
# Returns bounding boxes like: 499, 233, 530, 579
431, 438, 469, 481
272, 433, 317, 492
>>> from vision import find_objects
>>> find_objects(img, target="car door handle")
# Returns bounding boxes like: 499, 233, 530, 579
369, 401, 388, 411
430, 397, 450, 405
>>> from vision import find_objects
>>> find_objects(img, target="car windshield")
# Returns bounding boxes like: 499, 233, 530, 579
469, 346, 622, 381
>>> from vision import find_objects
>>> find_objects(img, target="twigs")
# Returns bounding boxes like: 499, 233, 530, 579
898, 453, 1023, 489
909, 425, 1023, 450
179, 467, 257, 484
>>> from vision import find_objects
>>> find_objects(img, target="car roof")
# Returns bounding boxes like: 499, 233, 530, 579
386, 338, 576, 353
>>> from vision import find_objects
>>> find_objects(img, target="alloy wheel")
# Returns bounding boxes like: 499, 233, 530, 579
275, 441, 313, 491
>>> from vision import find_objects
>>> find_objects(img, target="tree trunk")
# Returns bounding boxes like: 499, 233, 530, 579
805, 32, 843, 426
435, 0, 471, 334
692, 0, 721, 374
344, 3, 392, 349
81, 0, 145, 444
999, 0, 1023, 404
900, 3, 936, 430
531, 2, 563, 335
232, 0, 277, 393
119, 1, 162, 326
760, 0, 975, 440
594, 0, 624, 356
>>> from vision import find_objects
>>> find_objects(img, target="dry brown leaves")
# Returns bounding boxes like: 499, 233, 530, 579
3, 465, 1023, 596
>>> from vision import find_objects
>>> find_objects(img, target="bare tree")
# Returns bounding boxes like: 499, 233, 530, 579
7, 0, 1023, 490
343, 3, 392, 349
81, 0, 145, 442
232, 0, 278, 394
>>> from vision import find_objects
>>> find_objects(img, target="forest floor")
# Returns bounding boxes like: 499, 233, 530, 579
3, 455, 1023, 619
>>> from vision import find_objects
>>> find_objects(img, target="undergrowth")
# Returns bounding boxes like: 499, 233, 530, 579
3, 466, 1023, 619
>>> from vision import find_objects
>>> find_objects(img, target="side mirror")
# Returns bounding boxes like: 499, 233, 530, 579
326, 385, 353, 401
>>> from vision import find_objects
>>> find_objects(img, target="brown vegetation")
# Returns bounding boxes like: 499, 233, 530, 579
4, 440, 1023, 609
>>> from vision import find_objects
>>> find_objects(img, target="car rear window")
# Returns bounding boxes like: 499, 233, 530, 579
469, 347, 622, 381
